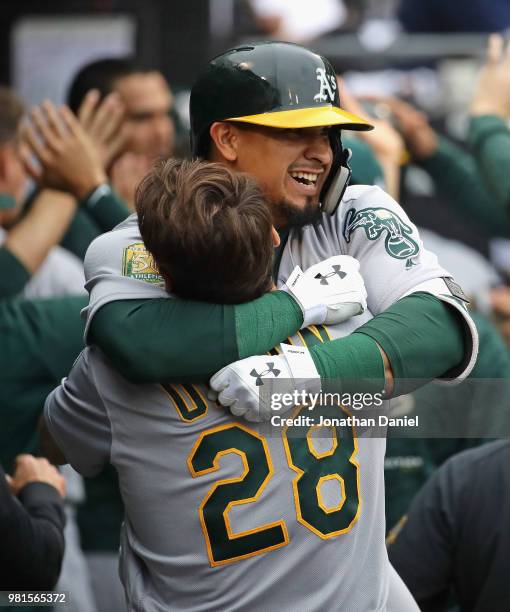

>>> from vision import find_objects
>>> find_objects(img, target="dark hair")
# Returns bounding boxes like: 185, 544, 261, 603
0, 86, 24, 144
67, 57, 150, 113
136, 158, 274, 304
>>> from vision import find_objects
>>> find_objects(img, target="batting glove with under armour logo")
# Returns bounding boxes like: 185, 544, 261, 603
209, 344, 321, 422
283, 255, 367, 328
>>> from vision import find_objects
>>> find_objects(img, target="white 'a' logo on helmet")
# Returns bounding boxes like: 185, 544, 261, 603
314, 67, 337, 103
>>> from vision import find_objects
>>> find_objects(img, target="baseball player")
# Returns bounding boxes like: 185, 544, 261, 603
46, 42, 477, 611
388, 440, 510, 611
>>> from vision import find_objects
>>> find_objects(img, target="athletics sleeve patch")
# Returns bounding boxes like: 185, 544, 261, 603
122, 242, 165, 286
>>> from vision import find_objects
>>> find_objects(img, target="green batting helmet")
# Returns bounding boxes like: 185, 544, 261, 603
190, 41, 373, 157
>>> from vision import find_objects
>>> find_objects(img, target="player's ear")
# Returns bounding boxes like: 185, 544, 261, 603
161, 270, 173, 292
209, 122, 239, 163
271, 226, 280, 248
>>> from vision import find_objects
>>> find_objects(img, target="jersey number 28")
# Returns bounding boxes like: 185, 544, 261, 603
187, 406, 360, 567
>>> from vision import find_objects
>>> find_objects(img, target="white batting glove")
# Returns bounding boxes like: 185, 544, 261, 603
283, 255, 367, 328
210, 344, 321, 422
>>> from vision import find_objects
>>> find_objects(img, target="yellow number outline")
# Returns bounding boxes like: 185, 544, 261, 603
187, 422, 289, 567
282, 406, 362, 540
163, 383, 209, 422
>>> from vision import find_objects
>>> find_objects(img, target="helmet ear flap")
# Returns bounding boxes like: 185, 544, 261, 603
320, 129, 352, 215
191, 126, 210, 159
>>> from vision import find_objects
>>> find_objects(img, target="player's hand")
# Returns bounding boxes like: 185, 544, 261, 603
471, 34, 510, 118
210, 344, 320, 422
8, 454, 66, 499
338, 82, 405, 166
367, 96, 438, 161
77, 89, 128, 169
20, 101, 107, 199
284, 255, 367, 328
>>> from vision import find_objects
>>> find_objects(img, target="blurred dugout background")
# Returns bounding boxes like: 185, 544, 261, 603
2, 3, 510, 610
1, 0, 508, 258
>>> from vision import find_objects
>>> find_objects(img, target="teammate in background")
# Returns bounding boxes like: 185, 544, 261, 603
0, 92, 129, 611
0, 454, 66, 591
469, 34, 510, 214
67, 57, 176, 209
0, 86, 85, 298
388, 441, 510, 611
68, 57, 175, 161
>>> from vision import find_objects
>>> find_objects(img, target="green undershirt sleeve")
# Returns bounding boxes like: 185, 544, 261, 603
62, 190, 129, 260
236, 291, 302, 358
468, 114, 510, 213
83, 188, 130, 232
419, 135, 510, 236
90, 290, 303, 383
60, 209, 102, 260
310, 332, 385, 394
15, 186, 127, 265
310, 293, 465, 396
0, 247, 31, 298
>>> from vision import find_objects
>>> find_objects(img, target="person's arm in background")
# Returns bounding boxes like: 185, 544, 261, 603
77, 184, 129, 233
59, 208, 104, 261
60, 182, 130, 261
0, 456, 66, 591
73, 89, 130, 228
22, 95, 130, 261
338, 83, 405, 201
468, 34, 510, 214
468, 115, 510, 215
343, 137, 385, 188
381, 96, 510, 237
0, 190, 76, 298
67, 84, 151, 213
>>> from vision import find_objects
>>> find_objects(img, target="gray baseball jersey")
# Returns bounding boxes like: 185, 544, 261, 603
47, 185, 477, 611
81, 185, 477, 378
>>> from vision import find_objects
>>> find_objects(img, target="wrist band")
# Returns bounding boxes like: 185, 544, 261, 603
0, 193, 16, 210
283, 265, 327, 327
281, 343, 321, 395
83, 183, 111, 210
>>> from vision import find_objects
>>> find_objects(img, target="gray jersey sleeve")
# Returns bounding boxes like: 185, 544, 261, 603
337, 185, 478, 381
82, 214, 169, 340
338, 185, 449, 313
44, 348, 112, 477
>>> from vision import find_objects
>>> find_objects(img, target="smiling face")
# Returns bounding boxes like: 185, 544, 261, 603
210, 123, 333, 228
113, 72, 175, 160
